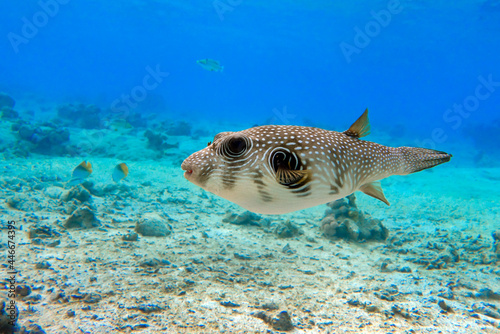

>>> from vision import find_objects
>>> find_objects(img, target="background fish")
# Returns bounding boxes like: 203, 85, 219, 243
112, 162, 129, 182
196, 58, 224, 72
68, 161, 93, 186
181, 110, 452, 214
108, 119, 133, 132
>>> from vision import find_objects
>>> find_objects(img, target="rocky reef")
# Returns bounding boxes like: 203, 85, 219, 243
0, 92, 17, 120
56, 103, 102, 129
63, 206, 101, 229
144, 130, 179, 155
0, 93, 195, 160
13, 121, 70, 156
320, 194, 388, 242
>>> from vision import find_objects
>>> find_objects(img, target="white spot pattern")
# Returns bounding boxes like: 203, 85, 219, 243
181, 124, 451, 214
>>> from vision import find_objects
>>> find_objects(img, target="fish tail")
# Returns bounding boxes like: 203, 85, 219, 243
397, 146, 452, 174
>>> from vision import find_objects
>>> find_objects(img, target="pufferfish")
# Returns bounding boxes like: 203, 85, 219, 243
181, 110, 452, 214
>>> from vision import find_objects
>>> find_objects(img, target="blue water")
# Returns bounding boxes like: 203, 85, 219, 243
2, 2, 500, 333
2, 0, 499, 143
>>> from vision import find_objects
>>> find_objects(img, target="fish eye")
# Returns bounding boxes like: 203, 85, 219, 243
221, 136, 249, 158
270, 148, 300, 173
227, 137, 246, 155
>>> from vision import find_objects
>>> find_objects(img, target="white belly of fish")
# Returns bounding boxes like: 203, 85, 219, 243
215, 176, 353, 215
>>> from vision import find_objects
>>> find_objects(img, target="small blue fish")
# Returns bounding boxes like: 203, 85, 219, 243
68, 161, 92, 186
196, 59, 224, 72
112, 163, 129, 182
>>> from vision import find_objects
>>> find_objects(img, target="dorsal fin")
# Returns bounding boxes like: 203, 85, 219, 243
343, 108, 371, 138
359, 181, 390, 206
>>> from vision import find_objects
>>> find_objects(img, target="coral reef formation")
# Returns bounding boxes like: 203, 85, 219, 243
0, 92, 17, 120
56, 103, 102, 129
273, 220, 303, 238
320, 194, 388, 242
61, 185, 91, 203
0, 93, 196, 160
63, 206, 101, 229
144, 130, 179, 153
13, 121, 70, 156
0, 92, 15, 109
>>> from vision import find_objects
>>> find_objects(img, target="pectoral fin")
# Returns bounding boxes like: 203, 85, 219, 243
359, 181, 390, 206
276, 165, 311, 186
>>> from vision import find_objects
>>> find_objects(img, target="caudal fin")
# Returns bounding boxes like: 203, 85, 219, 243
398, 147, 452, 174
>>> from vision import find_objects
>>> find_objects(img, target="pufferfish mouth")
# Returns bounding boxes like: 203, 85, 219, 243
184, 169, 193, 178
181, 161, 194, 179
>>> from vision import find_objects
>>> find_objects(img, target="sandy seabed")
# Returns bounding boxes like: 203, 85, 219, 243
0, 134, 499, 334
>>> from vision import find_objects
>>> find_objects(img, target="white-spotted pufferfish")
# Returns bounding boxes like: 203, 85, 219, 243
181, 110, 452, 214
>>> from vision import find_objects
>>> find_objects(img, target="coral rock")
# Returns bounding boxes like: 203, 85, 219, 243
56, 103, 101, 129
144, 130, 178, 152
272, 311, 294, 331
0, 92, 15, 109
135, 213, 172, 237
222, 211, 266, 226
273, 220, 303, 238
1, 106, 18, 119
62, 185, 91, 202
63, 206, 100, 229
321, 194, 388, 242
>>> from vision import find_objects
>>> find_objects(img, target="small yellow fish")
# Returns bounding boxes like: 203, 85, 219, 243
196, 59, 224, 72
68, 161, 92, 186
109, 119, 133, 132
112, 163, 129, 182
